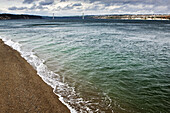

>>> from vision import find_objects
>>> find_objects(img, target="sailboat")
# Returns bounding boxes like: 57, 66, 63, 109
82, 13, 84, 19
53, 13, 54, 20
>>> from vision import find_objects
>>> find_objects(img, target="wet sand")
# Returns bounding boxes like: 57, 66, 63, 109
0, 39, 70, 113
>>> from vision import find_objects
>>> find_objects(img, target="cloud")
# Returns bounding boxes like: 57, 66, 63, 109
8, 4, 48, 11
81, 0, 170, 14
72, 3, 82, 7
4, 0, 170, 16
23, 0, 35, 4
60, 0, 67, 2
30, 4, 48, 10
39, 0, 54, 5
62, 4, 74, 10
55, 3, 83, 10
87, 0, 170, 6
86, 2, 105, 10
8, 6, 27, 10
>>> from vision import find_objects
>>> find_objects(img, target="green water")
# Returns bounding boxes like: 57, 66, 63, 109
0, 19, 170, 112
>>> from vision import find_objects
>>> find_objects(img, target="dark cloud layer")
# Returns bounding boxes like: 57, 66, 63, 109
8, 6, 27, 10
60, 0, 67, 2
30, 4, 48, 10
69, 0, 169, 13
88, 0, 170, 10
8, 4, 48, 11
23, 0, 35, 4
57, 0, 169, 8
23, 0, 55, 5
72, 3, 82, 7
39, 0, 54, 5
88, 0, 170, 5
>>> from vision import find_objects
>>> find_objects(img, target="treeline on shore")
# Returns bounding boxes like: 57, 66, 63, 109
0, 14, 42, 20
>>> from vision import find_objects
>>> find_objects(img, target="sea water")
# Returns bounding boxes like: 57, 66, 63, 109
0, 19, 170, 113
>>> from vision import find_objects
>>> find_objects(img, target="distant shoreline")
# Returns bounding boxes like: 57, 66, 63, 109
93, 14, 170, 20
0, 14, 42, 20
0, 13, 170, 20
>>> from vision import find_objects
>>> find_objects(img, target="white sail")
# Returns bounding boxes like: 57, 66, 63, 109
53, 13, 54, 20
82, 13, 84, 19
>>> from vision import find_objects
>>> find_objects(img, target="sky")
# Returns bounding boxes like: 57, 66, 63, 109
0, 0, 169, 16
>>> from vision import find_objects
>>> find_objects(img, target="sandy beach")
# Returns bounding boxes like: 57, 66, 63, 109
0, 39, 70, 113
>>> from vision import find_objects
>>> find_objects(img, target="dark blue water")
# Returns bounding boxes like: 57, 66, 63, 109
0, 19, 170, 113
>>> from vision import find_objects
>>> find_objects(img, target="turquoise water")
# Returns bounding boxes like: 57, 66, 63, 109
0, 19, 170, 112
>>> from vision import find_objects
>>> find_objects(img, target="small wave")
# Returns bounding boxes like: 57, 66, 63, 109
0, 36, 93, 113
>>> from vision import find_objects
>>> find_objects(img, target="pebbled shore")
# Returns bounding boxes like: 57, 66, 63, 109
0, 39, 70, 113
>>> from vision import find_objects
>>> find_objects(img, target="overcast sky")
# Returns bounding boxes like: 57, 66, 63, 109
0, 0, 169, 16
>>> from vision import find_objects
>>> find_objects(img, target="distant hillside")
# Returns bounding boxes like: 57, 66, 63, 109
0, 14, 42, 20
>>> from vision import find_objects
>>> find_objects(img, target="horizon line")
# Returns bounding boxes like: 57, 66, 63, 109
1, 13, 170, 17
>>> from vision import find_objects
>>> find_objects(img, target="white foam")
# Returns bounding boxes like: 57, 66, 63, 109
0, 36, 87, 113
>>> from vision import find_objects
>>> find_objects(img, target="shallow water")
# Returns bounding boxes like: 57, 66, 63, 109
0, 19, 170, 113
